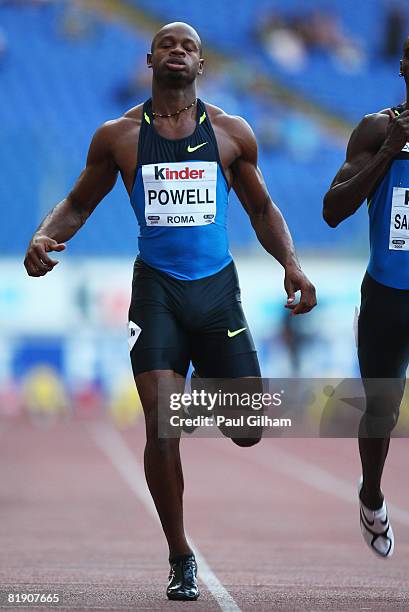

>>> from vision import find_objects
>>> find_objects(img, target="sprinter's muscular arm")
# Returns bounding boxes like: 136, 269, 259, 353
323, 110, 409, 227
24, 121, 119, 277
228, 115, 316, 315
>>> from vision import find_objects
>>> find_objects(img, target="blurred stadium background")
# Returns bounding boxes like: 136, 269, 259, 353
1, 0, 408, 426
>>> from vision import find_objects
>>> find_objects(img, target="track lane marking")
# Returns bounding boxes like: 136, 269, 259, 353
267, 445, 409, 527
89, 422, 241, 612
205, 439, 409, 528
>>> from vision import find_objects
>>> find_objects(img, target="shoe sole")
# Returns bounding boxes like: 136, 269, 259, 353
167, 592, 200, 601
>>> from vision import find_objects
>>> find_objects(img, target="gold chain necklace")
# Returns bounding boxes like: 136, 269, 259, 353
152, 99, 197, 119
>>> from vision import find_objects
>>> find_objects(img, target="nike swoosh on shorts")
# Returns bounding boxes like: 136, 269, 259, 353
227, 327, 247, 338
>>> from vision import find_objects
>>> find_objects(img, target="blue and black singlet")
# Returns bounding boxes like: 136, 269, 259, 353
367, 104, 409, 289
130, 98, 232, 280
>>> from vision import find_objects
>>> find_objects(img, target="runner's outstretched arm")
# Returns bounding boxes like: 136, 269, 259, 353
24, 122, 119, 277
230, 116, 316, 315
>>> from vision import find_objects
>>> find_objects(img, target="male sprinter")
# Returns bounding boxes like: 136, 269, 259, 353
24, 22, 316, 600
323, 37, 409, 559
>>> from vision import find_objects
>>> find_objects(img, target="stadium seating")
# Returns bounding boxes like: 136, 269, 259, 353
130, 0, 406, 121
0, 2, 370, 257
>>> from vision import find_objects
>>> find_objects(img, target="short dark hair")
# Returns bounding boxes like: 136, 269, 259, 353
150, 23, 202, 55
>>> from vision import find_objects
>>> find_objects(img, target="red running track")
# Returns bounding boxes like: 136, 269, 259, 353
1, 416, 409, 611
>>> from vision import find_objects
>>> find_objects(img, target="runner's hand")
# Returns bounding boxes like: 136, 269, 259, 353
284, 266, 317, 315
383, 109, 409, 156
24, 236, 66, 277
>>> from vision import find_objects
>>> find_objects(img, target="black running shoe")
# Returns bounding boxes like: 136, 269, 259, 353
166, 554, 200, 601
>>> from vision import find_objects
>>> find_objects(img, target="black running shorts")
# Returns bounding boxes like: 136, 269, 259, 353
358, 272, 409, 435
128, 258, 261, 378
358, 272, 409, 379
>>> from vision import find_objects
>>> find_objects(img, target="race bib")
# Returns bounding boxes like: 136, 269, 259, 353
142, 161, 217, 227
389, 187, 409, 251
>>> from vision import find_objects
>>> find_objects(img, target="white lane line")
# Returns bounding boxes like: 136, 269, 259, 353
223, 441, 409, 528
89, 422, 241, 612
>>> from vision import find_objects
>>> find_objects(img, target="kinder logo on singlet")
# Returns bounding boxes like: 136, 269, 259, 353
154, 166, 205, 180
142, 161, 217, 227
